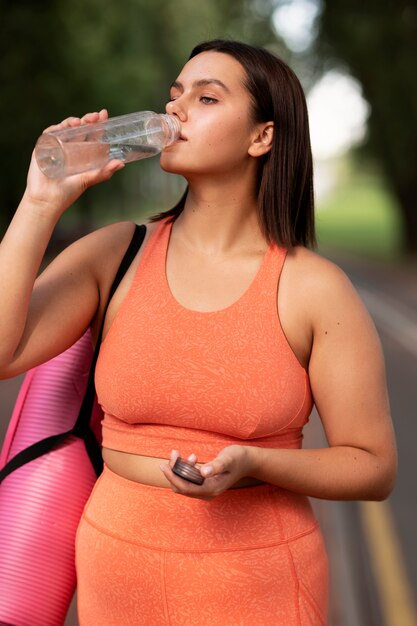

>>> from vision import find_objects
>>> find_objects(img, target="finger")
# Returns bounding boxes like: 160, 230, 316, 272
187, 453, 197, 464
200, 457, 227, 479
65, 116, 83, 127
74, 160, 125, 190
200, 464, 214, 478
43, 116, 82, 134
80, 111, 100, 125
160, 462, 187, 489
169, 449, 180, 468
42, 109, 107, 135
160, 463, 224, 501
162, 463, 205, 496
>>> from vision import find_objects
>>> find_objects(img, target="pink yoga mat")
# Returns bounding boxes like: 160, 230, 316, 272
0, 331, 102, 626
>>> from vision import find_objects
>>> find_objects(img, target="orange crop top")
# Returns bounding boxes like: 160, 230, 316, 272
96, 217, 313, 463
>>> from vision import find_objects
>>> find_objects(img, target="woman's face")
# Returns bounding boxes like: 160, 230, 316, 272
160, 51, 259, 179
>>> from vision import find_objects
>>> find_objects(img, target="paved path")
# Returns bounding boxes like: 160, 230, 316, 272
319, 250, 417, 626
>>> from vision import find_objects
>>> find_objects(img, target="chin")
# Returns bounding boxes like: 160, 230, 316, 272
160, 157, 194, 177
159, 154, 182, 174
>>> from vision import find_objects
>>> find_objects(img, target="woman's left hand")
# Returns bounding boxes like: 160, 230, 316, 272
160, 446, 253, 500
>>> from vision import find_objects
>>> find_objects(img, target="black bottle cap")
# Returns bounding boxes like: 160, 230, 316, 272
172, 458, 205, 485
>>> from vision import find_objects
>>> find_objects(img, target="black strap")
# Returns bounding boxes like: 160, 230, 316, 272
0, 224, 146, 483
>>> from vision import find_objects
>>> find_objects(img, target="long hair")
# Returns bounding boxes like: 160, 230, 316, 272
150, 39, 315, 248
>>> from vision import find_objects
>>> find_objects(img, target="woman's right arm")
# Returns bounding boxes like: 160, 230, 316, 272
0, 111, 126, 378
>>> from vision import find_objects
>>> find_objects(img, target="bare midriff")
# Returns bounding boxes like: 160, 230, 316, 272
102, 448, 263, 489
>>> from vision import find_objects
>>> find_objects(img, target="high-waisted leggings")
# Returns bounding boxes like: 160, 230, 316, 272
75, 465, 328, 625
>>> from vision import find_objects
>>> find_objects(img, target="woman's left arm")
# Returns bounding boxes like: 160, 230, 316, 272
245, 261, 398, 501
162, 259, 397, 501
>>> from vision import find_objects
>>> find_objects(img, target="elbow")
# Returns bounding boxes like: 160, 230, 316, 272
0, 351, 19, 380
368, 455, 398, 501
372, 480, 395, 502
0, 367, 14, 381
374, 471, 397, 501
0, 360, 12, 380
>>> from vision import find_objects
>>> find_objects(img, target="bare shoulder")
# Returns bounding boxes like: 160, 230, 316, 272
52, 220, 136, 265
281, 246, 375, 334
77, 219, 138, 260
86, 219, 161, 294
53, 219, 158, 284
87, 216, 159, 249
285, 246, 352, 290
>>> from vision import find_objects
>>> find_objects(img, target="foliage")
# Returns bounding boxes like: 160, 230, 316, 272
316, 1, 417, 254
4, 0, 413, 255
316, 156, 404, 260
0, 1, 70, 217
0, 0, 281, 234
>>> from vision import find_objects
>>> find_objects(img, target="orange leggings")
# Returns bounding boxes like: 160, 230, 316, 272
75, 465, 328, 625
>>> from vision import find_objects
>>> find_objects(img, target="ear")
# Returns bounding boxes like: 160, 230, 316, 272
248, 122, 274, 157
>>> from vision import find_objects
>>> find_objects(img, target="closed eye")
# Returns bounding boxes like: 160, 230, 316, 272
167, 94, 218, 105
200, 96, 218, 104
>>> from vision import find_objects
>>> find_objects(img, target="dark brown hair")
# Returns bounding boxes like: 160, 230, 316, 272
150, 39, 315, 248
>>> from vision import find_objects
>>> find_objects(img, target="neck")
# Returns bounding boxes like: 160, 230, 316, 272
173, 176, 267, 257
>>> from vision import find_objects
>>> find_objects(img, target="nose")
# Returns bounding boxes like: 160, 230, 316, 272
165, 98, 187, 122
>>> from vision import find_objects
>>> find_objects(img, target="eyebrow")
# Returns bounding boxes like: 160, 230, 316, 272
170, 78, 231, 94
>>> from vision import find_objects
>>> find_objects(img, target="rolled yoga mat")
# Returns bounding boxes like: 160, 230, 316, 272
0, 331, 102, 626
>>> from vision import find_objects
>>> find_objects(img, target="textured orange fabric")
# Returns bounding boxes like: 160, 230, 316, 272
76, 466, 328, 625
96, 217, 313, 462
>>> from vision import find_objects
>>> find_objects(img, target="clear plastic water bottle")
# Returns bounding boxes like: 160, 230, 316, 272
35, 111, 181, 178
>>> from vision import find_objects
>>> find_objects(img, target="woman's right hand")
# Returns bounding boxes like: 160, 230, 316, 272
24, 109, 125, 219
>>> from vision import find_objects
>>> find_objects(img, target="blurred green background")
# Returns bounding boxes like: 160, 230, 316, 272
1, 0, 416, 265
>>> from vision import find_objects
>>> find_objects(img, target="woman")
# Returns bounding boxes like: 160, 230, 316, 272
0, 40, 397, 625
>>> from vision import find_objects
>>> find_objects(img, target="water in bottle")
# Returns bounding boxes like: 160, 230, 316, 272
35, 111, 181, 178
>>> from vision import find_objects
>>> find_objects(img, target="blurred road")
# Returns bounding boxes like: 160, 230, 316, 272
313, 250, 417, 626
0, 250, 416, 626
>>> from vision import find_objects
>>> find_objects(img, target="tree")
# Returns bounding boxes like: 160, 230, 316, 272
0, 1, 74, 226
316, 1, 417, 255
0, 0, 280, 237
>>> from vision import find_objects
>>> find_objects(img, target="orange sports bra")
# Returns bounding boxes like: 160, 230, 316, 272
96, 217, 313, 463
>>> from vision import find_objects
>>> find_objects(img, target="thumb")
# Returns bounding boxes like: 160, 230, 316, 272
200, 457, 228, 479
82, 160, 125, 188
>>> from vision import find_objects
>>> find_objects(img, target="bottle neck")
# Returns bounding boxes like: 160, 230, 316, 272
159, 114, 181, 145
